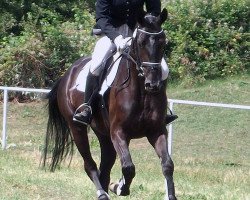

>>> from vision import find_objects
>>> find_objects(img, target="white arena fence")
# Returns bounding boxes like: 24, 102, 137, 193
1, 86, 250, 154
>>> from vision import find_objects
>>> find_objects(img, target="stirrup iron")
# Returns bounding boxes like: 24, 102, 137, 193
74, 103, 92, 116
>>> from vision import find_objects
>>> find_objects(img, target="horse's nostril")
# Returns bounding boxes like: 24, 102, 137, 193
145, 82, 150, 88
150, 82, 159, 88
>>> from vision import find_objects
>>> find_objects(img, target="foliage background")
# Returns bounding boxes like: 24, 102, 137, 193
0, 0, 249, 88
164, 0, 249, 86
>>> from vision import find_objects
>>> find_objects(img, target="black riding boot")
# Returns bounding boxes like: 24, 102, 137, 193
165, 108, 178, 125
73, 72, 99, 125
166, 114, 178, 124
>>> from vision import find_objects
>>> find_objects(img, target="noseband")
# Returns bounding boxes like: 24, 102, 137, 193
125, 27, 165, 77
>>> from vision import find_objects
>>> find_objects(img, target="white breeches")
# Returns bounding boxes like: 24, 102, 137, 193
161, 58, 169, 80
90, 36, 112, 75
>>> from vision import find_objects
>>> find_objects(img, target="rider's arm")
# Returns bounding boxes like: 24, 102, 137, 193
95, 0, 120, 41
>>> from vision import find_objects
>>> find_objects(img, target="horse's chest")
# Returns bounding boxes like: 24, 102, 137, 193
129, 100, 162, 128
114, 93, 166, 136
139, 106, 159, 121
140, 97, 161, 119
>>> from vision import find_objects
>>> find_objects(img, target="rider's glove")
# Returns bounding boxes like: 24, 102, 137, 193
114, 35, 131, 52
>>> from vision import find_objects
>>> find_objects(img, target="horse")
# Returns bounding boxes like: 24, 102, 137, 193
42, 9, 177, 200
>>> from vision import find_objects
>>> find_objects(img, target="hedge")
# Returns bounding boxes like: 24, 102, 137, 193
0, 0, 249, 88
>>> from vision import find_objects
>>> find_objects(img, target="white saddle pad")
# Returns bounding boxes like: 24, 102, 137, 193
73, 53, 169, 95
73, 53, 122, 95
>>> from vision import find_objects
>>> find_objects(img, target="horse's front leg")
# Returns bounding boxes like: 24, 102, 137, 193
147, 133, 177, 200
109, 128, 135, 196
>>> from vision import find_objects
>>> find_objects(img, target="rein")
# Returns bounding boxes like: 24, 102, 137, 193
105, 49, 131, 89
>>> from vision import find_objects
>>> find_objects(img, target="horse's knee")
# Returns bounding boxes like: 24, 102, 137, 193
122, 163, 135, 180
84, 161, 98, 178
162, 159, 174, 177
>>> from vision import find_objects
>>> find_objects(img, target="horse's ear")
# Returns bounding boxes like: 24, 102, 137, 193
160, 8, 168, 24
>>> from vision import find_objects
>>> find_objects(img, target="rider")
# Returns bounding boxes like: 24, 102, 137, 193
73, 0, 178, 125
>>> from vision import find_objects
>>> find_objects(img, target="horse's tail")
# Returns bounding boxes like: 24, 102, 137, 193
42, 78, 74, 171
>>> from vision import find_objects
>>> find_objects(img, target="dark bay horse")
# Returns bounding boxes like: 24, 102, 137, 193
43, 9, 176, 200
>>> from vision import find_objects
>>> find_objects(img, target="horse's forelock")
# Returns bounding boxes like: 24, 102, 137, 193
143, 14, 161, 31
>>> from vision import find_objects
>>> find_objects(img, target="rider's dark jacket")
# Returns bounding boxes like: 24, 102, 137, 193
95, 0, 161, 41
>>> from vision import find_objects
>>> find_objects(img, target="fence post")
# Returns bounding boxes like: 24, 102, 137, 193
165, 101, 174, 200
2, 89, 8, 150
168, 101, 174, 156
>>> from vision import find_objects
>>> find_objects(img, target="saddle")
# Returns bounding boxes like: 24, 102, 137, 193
74, 44, 122, 95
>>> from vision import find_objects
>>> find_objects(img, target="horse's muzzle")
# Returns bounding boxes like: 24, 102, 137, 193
145, 81, 162, 93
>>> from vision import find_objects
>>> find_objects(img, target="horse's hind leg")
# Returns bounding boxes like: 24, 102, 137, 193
69, 125, 110, 200
147, 133, 177, 200
96, 133, 116, 192
109, 129, 135, 196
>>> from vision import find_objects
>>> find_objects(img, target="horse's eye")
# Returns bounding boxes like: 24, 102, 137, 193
138, 35, 147, 48
159, 38, 165, 43
139, 41, 145, 48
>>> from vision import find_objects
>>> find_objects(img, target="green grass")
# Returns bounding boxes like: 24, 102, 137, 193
0, 75, 249, 200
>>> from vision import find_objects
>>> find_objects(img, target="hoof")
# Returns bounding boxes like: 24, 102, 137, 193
109, 182, 130, 196
98, 194, 110, 200
97, 190, 110, 200
165, 195, 177, 200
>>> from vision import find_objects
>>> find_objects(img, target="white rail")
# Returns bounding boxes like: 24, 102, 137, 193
167, 99, 250, 156
1, 86, 250, 152
0, 86, 50, 149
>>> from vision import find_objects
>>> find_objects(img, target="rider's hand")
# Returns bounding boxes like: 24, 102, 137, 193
114, 35, 131, 52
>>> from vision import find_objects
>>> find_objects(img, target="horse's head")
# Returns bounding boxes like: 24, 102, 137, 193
131, 9, 168, 93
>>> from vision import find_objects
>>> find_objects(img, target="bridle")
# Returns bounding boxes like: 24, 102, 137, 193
108, 26, 165, 89
124, 27, 165, 77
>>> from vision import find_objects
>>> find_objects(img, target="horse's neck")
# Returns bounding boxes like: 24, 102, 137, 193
112, 59, 167, 124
